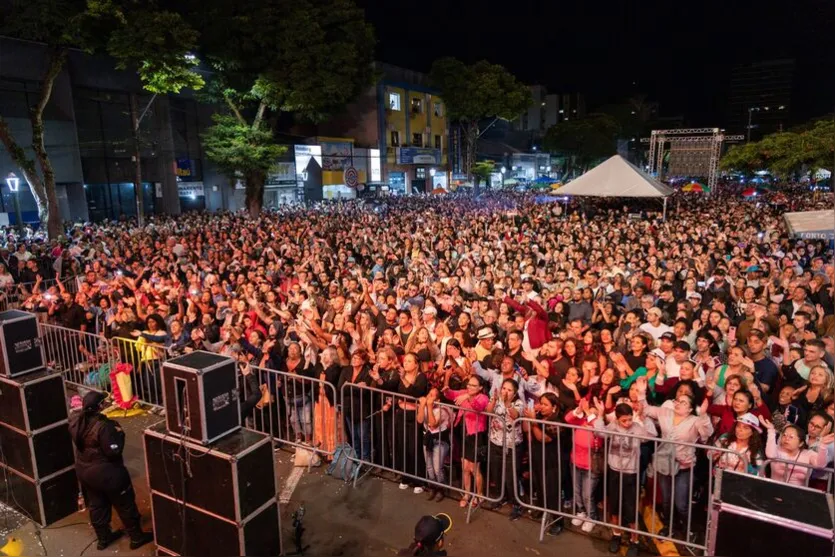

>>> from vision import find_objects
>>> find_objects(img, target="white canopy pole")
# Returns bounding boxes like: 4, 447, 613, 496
663, 197, 668, 221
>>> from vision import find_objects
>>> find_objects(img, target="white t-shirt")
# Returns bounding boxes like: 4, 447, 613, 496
639, 321, 673, 341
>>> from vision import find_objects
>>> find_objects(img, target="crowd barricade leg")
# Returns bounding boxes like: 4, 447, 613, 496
243, 366, 340, 463
340, 382, 507, 524
510, 417, 749, 553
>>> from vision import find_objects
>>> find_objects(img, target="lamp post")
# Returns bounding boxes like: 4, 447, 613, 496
746, 107, 761, 143
5, 172, 23, 234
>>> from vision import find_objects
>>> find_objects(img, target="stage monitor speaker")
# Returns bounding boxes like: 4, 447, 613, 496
151, 493, 280, 557
708, 470, 835, 557
0, 369, 68, 432
143, 421, 275, 523
0, 310, 44, 378
0, 420, 75, 480
0, 464, 78, 526
162, 351, 240, 444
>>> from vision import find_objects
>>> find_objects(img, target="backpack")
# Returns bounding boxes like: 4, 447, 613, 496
326, 443, 358, 481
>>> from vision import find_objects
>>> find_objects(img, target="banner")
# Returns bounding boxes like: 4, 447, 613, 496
397, 147, 441, 165
178, 181, 204, 197
266, 162, 297, 185
175, 158, 193, 179
321, 141, 353, 171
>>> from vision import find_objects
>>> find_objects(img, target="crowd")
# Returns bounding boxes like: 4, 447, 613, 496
5, 187, 834, 554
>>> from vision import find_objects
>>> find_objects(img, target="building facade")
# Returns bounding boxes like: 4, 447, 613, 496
727, 59, 794, 139
514, 85, 586, 133
0, 36, 237, 223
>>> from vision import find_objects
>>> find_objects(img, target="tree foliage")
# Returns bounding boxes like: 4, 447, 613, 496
430, 58, 530, 183
190, 0, 375, 215
543, 113, 621, 175
471, 160, 495, 187
0, 0, 201, 237
721, 118, 834, 178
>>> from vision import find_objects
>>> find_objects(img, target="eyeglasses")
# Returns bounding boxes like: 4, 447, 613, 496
807, 421, 825, 430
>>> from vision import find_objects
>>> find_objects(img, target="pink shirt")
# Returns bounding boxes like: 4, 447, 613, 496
765, 430, 829, 486
443, 389, 489, 435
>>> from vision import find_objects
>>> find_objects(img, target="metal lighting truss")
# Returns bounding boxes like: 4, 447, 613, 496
647, 128, 744, 192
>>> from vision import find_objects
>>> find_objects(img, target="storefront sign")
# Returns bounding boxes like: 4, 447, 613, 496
178, 181, 204, 197
175, 158, 193, 179
266, 162, 297, 185
397, 147, 441, 165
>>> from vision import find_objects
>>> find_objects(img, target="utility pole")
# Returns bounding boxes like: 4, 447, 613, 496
129, 93, 157, 227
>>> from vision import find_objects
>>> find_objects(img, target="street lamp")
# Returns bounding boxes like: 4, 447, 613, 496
5, 172, 23, 234
746, 107, 762, 143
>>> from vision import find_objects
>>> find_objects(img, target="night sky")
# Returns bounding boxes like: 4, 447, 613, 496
358, 0, 835, 127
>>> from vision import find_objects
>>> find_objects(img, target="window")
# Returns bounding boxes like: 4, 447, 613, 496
411, 97, 422, 114
388, 92, 401, 111
434, 135, 442, 149
412, 133, 423, 147
433, 102, 443, 117
416, 168, 426, 179
390, 130, 400, 146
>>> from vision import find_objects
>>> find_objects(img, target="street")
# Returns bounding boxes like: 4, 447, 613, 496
2, 412, 611, 557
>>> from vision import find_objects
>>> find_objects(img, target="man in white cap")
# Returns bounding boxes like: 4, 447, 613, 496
687, 291, 702, 312
639, 307, 673, 341
474, 326, 501, 363
422, 305, 439, 341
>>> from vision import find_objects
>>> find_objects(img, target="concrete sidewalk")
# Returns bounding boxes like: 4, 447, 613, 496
2, 412, 611, 556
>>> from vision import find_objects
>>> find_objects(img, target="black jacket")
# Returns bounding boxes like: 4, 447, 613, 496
68, 411, 130, 489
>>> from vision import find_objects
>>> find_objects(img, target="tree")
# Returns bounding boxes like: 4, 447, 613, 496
543, 113, 621, 175
190, 0, 375, 217
721, 117, 834, 178
471, 160, 495, 189
429, 58, 530, 188
0, 0, 201, 238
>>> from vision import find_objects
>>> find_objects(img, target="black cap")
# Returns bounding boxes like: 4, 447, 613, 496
82, 391, 107, 412
660, 332, 676, 342
414, 513, 452, 546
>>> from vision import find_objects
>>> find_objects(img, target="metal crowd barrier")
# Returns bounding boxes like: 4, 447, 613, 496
39, 322, 168, 409
340, 381, 508, 524
242, 365, 341, 460
0, 276, 79, 311
511, 416, 748, 552
759, 457, 835, 490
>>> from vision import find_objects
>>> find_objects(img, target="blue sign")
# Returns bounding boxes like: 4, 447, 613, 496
389, 172, 406, 193
397, 147, 441, 165
176, 158, 193, 179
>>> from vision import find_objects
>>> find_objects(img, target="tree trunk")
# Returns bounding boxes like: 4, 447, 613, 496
245, 169, 266, 219
129, 94, 145, 227
29, 47, 68, 239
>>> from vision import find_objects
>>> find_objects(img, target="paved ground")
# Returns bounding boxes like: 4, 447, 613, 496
2, 411, 612, 557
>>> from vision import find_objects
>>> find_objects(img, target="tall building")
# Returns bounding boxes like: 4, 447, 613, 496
0, 36, 227, 222
728, 59, 794, 139
513, 86, 585, 133
318, 63, 449, 195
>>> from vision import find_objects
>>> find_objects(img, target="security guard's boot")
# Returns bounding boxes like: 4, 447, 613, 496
129, 531, 154, 550
96, 529, 123, 550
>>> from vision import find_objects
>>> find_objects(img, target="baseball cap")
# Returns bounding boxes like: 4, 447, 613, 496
736, 412, 762, 432
660, 332, 676, 342
674, 340, 691, 352
477, 327, 496, 340
687, 292, 702, 301
649, 348, 666, 363
423, 306, 437, 316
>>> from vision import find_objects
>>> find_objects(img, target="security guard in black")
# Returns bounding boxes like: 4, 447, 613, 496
68, 392, 153, 551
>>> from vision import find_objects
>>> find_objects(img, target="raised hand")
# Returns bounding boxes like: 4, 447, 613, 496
758, 415, 775, 431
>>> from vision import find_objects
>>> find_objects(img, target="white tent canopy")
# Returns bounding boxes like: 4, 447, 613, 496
558, 155, 674, 198
784, 210, 835, 240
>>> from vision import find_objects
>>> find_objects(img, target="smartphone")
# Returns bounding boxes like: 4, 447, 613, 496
697, 281, 706, 288
728, 326, 737, 343
526, 399, 535, 412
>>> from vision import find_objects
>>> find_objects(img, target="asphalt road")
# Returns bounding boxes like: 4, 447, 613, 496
2, 411, 612, 557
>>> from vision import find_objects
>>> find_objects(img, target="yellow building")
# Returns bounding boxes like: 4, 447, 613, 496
377, 66, 449, 194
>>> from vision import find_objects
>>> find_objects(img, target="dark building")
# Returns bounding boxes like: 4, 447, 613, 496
727, 59, 794, 140
0, 36, 231, 223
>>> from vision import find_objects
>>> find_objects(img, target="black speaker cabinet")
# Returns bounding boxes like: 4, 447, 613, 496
162, 351, 240, 444
0, 420, 75, 480
0, 310, 44, 378
0, 464, 79, 526
0, 369, 68, 431
151, 492, 280, 557
708, 470, 835, 557
143, 421, 275, 523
